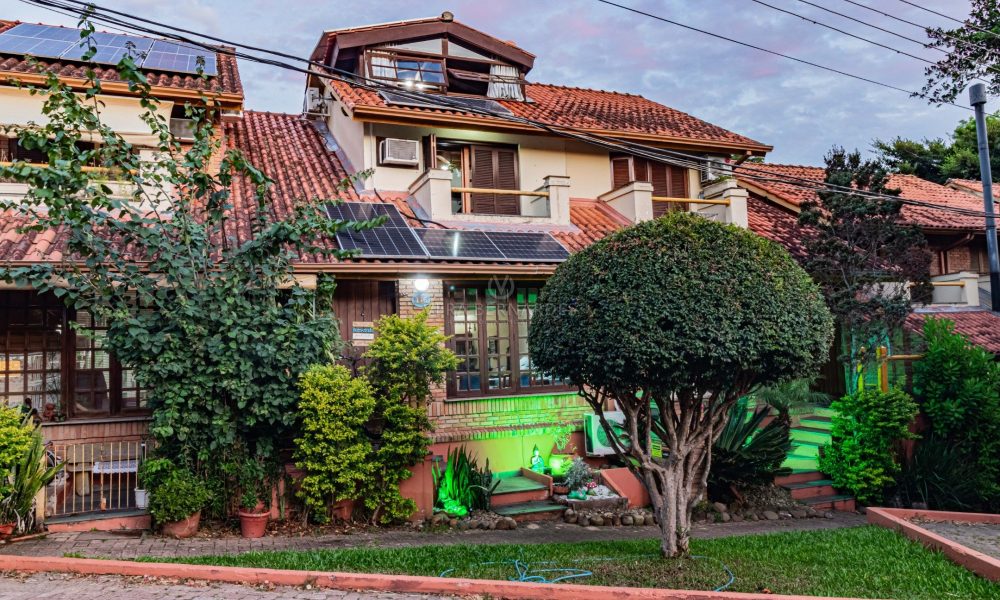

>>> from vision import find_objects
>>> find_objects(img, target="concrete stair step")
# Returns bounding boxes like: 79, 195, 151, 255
801, 493, 855, 512
775, 470, 825, 486
493, 476, 546, 495
790, 429, 829, 444
789, 441, 821, 458
493, 501, 565, 523
798, 418, 833, 430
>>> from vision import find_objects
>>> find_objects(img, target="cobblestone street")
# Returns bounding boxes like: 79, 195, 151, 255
0, 571, 457, 599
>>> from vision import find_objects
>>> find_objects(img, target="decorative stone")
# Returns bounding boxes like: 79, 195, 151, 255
457, 520, 469, 530
621, 515, 633, 526
778, 511, 793, 520
790, 509, 808, 519
720, 512, 731, 522
632, 514, 644, 526
449, 518, 458, 528
504, 517, 518, 530
762, 510, 780, 521
805, 507, 818, 518
578, 515, 590, 527
712, 502, 727, 513
824, 511, 835, 519
590, 515, 604, 526
489, 520, 497, 530
564, 510, 578, 524
731, 514, 743, 523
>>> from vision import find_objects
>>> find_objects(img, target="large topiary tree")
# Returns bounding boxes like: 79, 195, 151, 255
529, 213, 833, 557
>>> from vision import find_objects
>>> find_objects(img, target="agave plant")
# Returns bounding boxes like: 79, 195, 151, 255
709, 398, 792, 502
431, 446, 499, 517
0, 426, 64, 534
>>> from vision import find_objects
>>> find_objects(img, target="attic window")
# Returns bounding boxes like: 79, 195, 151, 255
368, 50, 446, 91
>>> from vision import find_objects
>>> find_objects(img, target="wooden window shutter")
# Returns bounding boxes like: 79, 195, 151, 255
470, 146, 497, 214
611, 156, 631, 190
649, 162, 669, 197
668, 165, 688, 198
633, 157, 651, 183
494, 149, 519, 215
469, 146, 520, 215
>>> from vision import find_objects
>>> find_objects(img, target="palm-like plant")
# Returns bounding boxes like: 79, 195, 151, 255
709, 398, 792, 502
0, 427, 64, 534
754, 379, 831, 421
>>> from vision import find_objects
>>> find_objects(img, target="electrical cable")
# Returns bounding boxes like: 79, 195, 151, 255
896, 0, 1000, 42
591, 0, 971, 111
15, 0, 999, 220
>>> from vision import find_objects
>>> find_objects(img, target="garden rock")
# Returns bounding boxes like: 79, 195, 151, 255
763, 510, 779, 521
590, 515, 605, 526
779, 511, 793, 520
720, 512, 731, 522
564, 509, 577, 524
824, 511, 835, 519
526, 523, 540, 530
790, 509, 808, 519
805, 507, 818, 518
632, 514, 644, 525
621, 515, 633, 526
578, 515, 590, 527
732, 514, 743, 522
712, 502, 727, 513
449, 518, 458, 528
503, 517, 517, 530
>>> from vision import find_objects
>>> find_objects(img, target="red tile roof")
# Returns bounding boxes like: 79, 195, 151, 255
737, 164, 987, 231
746, 195, 809, 260
329, 78, 770, 152
907, 309, 1000, 354
949, 178, 999, 199
0, 20, 244, 100
0, 111, 628, 266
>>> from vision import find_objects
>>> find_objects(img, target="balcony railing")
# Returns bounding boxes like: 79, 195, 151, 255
452, 186, 551, 218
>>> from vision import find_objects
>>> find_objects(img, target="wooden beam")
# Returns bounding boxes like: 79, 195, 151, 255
452, 186, 549, 197
653, 196, 730, 206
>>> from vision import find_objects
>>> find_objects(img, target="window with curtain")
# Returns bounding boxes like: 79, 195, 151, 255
445, 283, 568, 398
487, 64, 524, 100
367, 50, 446, 90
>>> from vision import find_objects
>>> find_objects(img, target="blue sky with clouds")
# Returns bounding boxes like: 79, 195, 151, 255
7, 0, 980, 165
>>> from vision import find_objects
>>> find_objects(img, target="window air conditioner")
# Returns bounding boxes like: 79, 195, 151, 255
583, 412, 664, 457
169, 118, 196, 141
379, 138, 420, 166
700, 156, 732, 183
304, 88, 328, 115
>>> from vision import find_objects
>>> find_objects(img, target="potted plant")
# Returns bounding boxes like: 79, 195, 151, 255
0, 421, 63, 536
235, 454, 269, 538
550, 424, 577, 493
148, 467, 210, 538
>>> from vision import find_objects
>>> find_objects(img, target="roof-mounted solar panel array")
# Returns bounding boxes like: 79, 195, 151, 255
379, 90, 512, 116
324, 202, 570, 263
0, 23, 217, 76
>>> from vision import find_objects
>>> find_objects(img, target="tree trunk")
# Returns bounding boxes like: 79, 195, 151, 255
641, 459, 691, 557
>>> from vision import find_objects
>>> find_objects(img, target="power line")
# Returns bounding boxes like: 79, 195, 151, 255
15, 0, 998, 220
593, 0, 971, 111
896, 0, 1000, 42
749, 0, 936, 66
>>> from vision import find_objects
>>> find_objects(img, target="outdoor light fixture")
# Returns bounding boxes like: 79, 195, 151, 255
413, 278, 430, 292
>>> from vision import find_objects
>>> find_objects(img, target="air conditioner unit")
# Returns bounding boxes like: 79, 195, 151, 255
584, 412, 664, 457
700, 155, 732, 182
379, 138, 420, 166
304, 87, 328, 115
169, 118, 196, 141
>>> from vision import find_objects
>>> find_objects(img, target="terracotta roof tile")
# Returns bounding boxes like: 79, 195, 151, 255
746, 195, 810, 260
0, 20, 243, 98
737, 164, 987, 231
949, 178, 999, 199
907, 309, 1000, 354
329, 78, 769, 151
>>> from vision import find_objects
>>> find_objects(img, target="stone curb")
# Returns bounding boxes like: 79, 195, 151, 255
0, 554, 872, 600
867, 507, 1000, 582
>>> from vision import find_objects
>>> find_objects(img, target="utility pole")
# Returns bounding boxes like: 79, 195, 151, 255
970, 83, 1000, 312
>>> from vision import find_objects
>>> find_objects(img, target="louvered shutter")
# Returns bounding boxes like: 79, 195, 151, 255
470, 146, 497, 214
494, 149, 520, 215
633, 157, 651, 184
668, 166, 688, 197
611, 156, 631, 190
649, 163, 669, 196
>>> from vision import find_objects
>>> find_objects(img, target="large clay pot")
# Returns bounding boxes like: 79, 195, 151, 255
238, 509, 269, 538
161, 511, 200, 539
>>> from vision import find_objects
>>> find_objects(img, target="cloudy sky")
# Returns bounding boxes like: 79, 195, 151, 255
7, 0, 980, 164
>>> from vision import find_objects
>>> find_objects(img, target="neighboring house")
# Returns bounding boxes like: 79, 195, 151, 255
0, 19, 243, 521
738, 164, 1000, 357
0, 13, 772, 524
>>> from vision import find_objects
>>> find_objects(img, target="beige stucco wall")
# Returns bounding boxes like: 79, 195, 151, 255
323, 94, 365, 174
0, 85, 172, 143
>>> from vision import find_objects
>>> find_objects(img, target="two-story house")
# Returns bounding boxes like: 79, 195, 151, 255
0, 13, 771, 525
0, 18, 243, 522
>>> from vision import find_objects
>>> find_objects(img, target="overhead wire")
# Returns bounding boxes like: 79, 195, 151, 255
14, 0, 999, 220
896, 0, 1000, 42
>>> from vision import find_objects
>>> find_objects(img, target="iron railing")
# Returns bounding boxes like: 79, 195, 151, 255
46, 440, 149, 517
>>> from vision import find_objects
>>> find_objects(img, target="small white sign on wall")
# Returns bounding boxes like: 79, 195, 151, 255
351, 321, 375, 346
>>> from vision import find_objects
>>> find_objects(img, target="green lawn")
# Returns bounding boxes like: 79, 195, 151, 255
141, 526, 1000, 599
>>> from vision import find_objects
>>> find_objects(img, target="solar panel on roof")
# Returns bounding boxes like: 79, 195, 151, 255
0, 23, 217, 76
143, 39, 217, 76
327, 202, 427, 259
486, 231, 570, 262
416, 229, 506, 260
379, 90, 512, 116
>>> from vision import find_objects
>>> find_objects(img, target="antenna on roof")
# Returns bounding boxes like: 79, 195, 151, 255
440, 11, 454, 22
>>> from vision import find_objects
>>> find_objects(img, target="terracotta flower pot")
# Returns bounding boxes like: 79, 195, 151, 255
238, 509, 269, 538
161, 511, 201, 539
0, 523, 14, 538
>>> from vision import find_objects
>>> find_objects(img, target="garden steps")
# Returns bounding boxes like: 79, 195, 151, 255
800, 493, 855, 512
783, 479, 838, 500
492, 500, 565, 522
776, 408, 855, 512
490, 475, 550, 507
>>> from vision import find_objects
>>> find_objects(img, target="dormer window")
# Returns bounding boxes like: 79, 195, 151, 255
367, 50, 446, 91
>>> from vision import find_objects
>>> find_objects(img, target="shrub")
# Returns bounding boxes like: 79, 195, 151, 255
431, 446, 497, 517
0, 424, 63, 532
294, 365, 375, 523
137, 457, 175, 491
911, 317, 1000, 511
360, 312, 458, 524
709, 398, 791, 502
528, 212, 833, 556
0, 406, 33, 496
819, 388, 917, 505
148, 468, 210, 525
564, 457, 595, 492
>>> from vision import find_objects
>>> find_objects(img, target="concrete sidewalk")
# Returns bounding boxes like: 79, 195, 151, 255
0, 512, 866, 560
